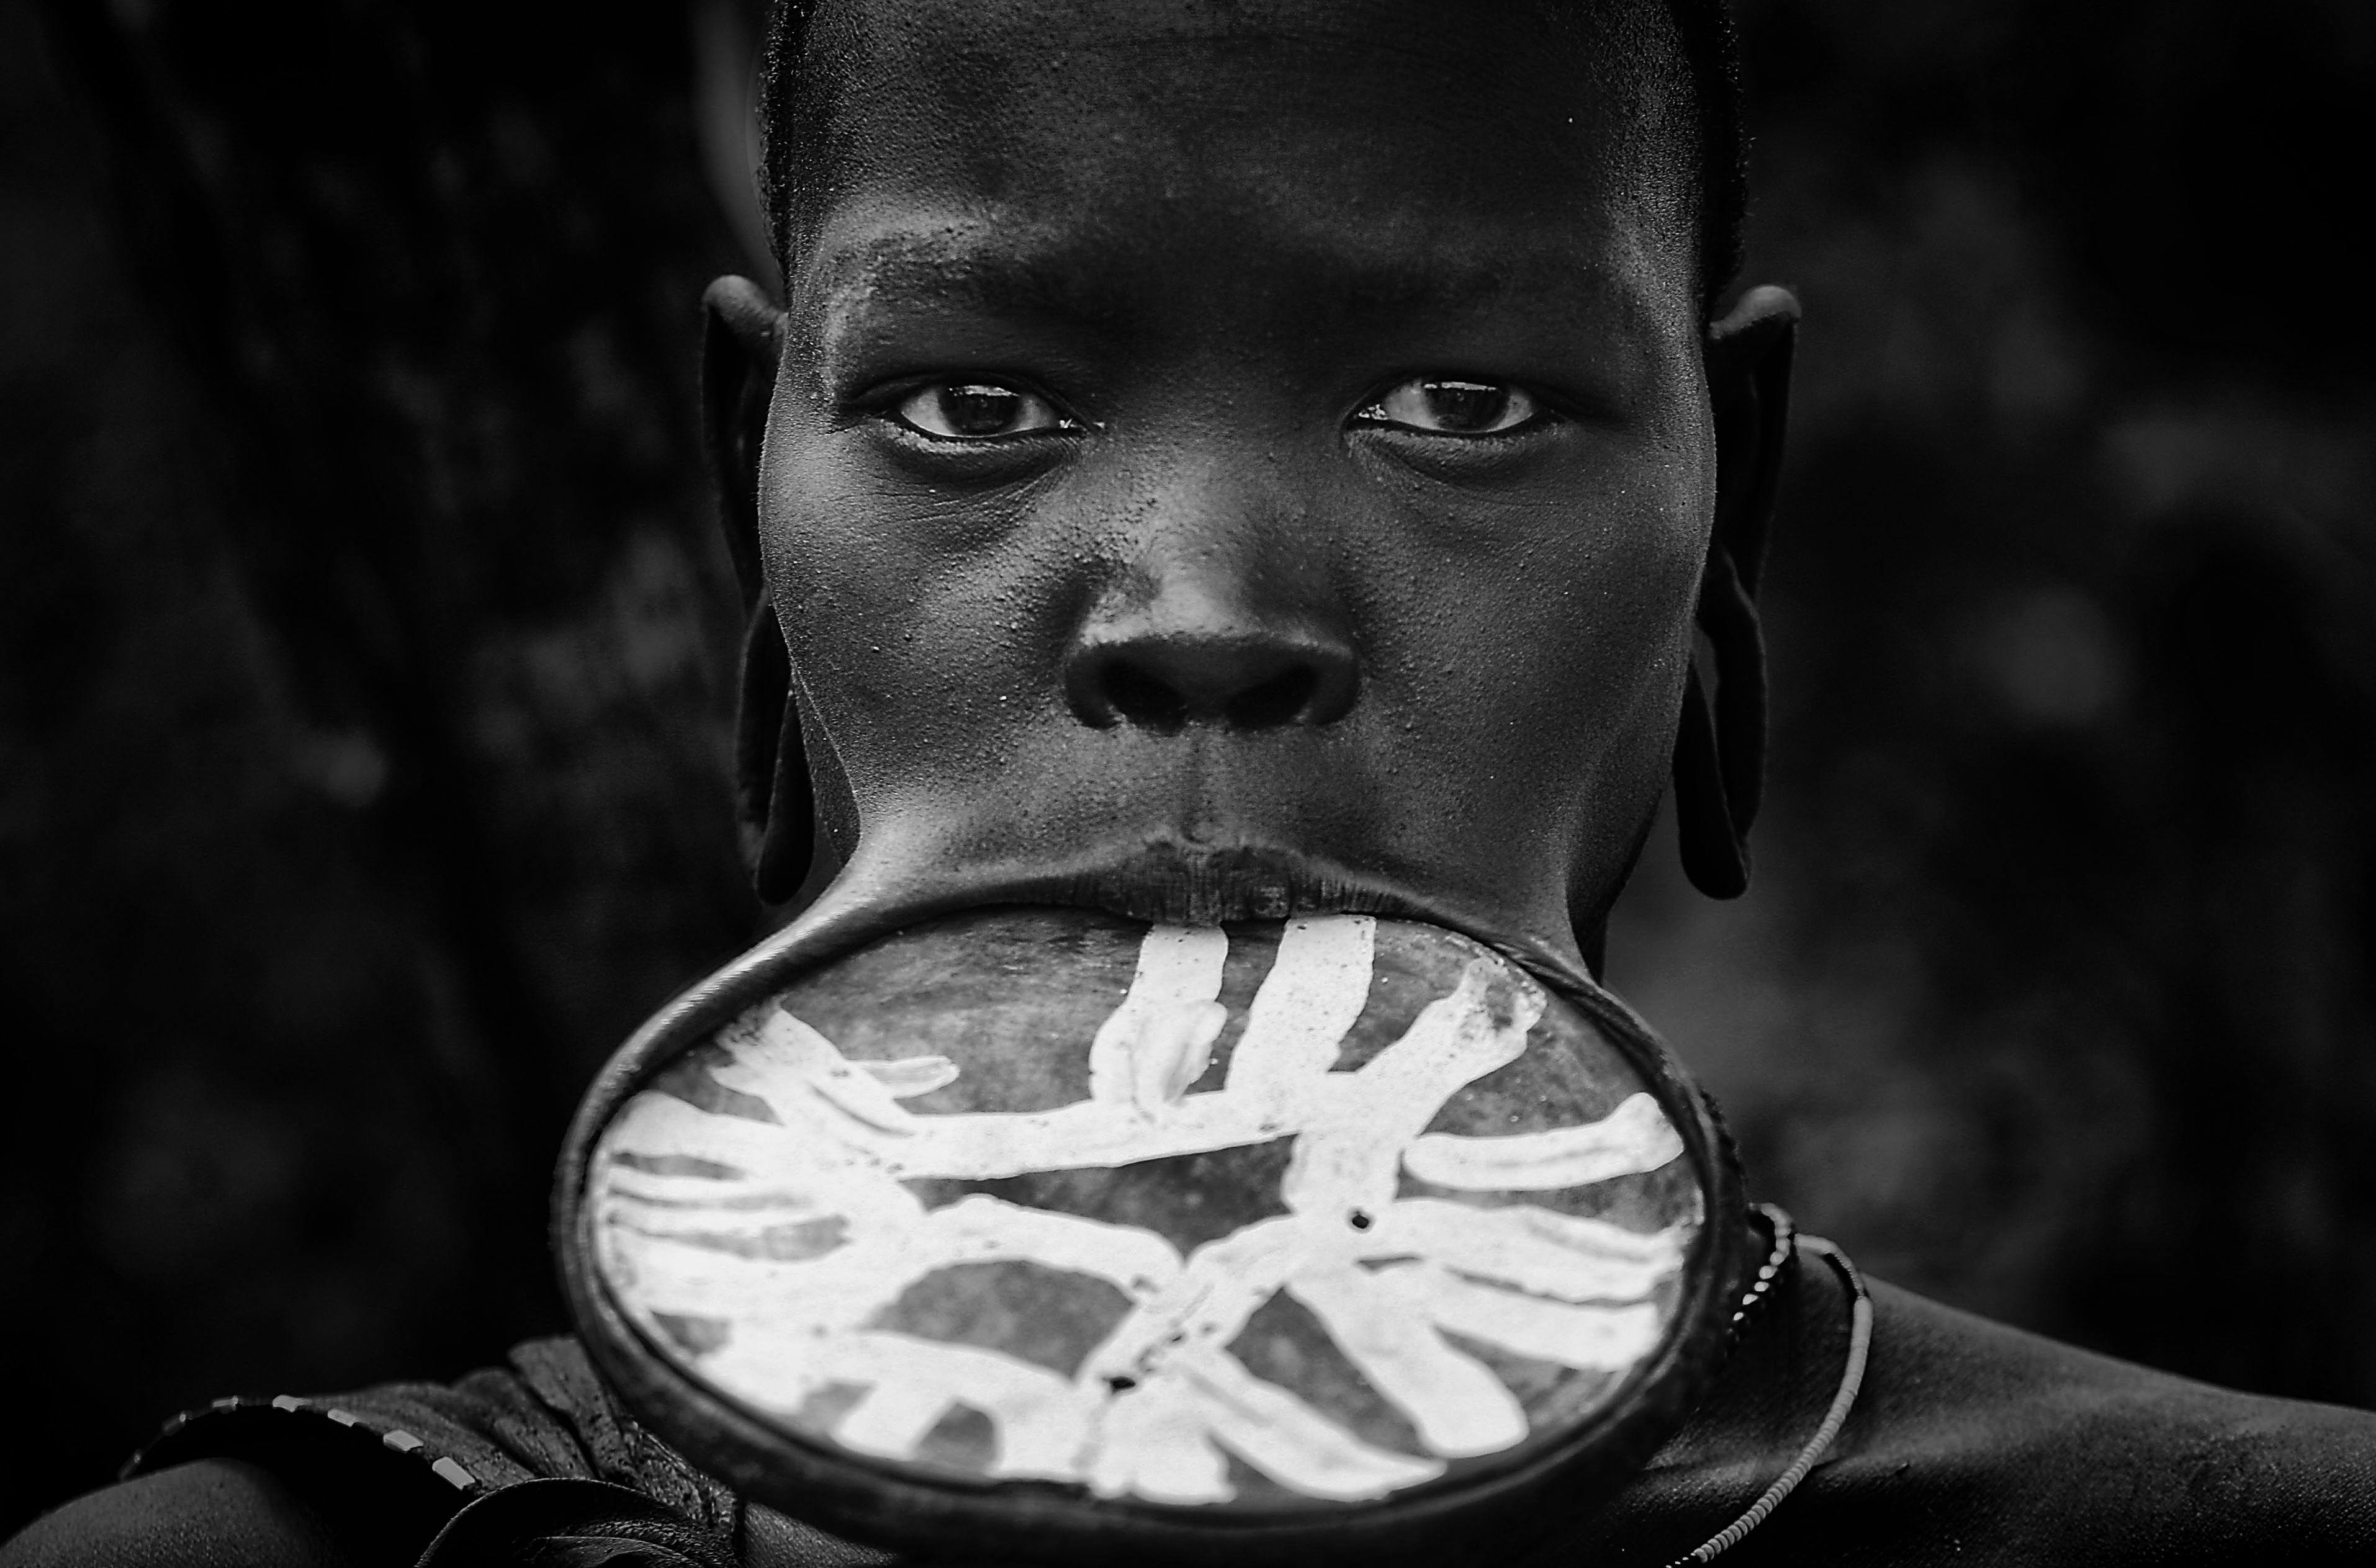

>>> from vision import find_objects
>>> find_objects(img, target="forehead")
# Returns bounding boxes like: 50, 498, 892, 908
786, 0, 1698, 329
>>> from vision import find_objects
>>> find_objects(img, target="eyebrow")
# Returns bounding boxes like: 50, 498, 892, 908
808, 222, 1629, 343
832, 244, 1145, 338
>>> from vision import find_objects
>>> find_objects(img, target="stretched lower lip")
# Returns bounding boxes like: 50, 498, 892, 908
1035, 839, 1429, 926
790, 817, 1560, 977
707, 831, 1597, 1057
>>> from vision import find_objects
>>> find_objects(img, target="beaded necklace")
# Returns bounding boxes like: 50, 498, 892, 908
1664, 1204, 1874, 1566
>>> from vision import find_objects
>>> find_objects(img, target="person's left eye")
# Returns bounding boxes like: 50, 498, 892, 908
890, 380, 1076, 441
1354, 377, 1544, 436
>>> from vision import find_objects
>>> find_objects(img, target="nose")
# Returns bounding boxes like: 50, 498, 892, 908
1064, 609, 1359, 733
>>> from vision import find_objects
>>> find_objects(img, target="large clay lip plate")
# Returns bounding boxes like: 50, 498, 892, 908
555, 880, 1745, 1567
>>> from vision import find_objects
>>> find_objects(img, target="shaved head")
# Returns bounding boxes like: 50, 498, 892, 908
702, 0, 1801, 962
757, 0, 1747, 316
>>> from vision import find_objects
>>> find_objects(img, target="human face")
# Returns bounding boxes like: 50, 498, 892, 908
757, 0, 1715, 964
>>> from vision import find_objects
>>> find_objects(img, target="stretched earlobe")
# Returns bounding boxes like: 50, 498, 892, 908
1674, 285, 1798, 900
703, 274, 812, 902
1674, 663, 1750, 898
732, 604, 817, 903
702, 274, 785, 612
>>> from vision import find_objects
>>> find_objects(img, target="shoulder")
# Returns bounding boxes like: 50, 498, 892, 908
0, 1338, 740, 1568
0, 1459, 364, 1568
1562, 1248, 2376, 1566
1817, 1281, 2376, 1559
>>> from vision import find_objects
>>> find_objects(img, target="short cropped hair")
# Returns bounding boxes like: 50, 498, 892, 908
755, 0, 1747, 316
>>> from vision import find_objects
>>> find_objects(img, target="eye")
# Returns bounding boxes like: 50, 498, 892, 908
1356, 377, 1543, 436
890, 380, 1076, 440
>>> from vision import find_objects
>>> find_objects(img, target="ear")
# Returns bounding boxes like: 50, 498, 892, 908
703, 274, 814, 903
1674, 285, 1799, 899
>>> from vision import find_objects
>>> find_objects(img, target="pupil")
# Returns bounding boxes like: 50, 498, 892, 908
940, 383, 1021, 436
1422, 380, 1506, 431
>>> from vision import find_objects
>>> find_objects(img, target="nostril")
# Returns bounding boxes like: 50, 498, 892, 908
1101, 661, 1189, 732
1226, 665, 1318, 730
1063, 632, 1358, 732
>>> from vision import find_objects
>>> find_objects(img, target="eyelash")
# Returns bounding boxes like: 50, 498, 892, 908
1351, 378, 1552, 439
880, 379, 1086, 443
866, 375, 1560, 446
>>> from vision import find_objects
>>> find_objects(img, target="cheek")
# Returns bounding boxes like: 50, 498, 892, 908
1361, 454, 1709, 782
757, 401, 1065, 794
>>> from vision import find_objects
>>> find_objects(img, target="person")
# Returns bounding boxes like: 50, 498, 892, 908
9, 0, 2374, 1562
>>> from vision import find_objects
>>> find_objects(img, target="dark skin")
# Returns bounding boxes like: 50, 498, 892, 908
12, 0, 2374, 1563
741, 0, 1789, 964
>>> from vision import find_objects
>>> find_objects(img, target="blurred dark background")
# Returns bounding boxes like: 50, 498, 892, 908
2, 0, 2370, 1536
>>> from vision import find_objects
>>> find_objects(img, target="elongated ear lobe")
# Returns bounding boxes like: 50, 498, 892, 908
703, 275, 812, 903
1675, 285, 1799, 900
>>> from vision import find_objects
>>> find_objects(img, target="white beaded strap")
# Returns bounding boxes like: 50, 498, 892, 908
1665, 1233, 1873, 1566
136, 1394, 488, 1498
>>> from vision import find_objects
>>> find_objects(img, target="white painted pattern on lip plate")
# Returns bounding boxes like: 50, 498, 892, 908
589, 914, 1690, 1506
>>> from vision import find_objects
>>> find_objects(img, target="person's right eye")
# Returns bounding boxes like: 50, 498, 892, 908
889, 380, 1079, 441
